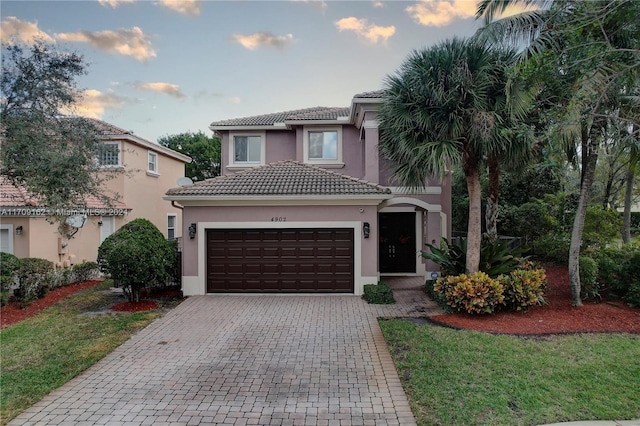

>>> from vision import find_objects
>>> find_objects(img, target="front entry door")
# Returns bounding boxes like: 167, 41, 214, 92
379, 212, 416, 273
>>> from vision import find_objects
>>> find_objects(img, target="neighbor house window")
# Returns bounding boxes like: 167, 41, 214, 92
148, 151, 158, 174
97, 142, 121, 167
167, 214, 177, 239
303, 127, 343, 166
228, 132, 265, 168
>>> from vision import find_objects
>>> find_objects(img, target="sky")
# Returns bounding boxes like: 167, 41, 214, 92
1, 0, 517, 143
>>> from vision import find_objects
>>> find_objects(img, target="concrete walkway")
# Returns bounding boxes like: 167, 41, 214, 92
10, 278, 441, 426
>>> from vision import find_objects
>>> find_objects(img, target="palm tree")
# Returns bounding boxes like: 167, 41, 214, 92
477, 0, 640, 305
378, 37, 528, 273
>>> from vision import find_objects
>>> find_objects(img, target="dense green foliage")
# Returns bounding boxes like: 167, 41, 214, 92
590, 243, 640, 307
158, 131, 221, 182
1, 41, 117, 213
578, 255, 600, 302
15, 258, 54, 306
381, 320, 640, 426
422, 237, 527, 278
362, 282, 395, 304
0, 252, 21, 277
97, 218, 175, 302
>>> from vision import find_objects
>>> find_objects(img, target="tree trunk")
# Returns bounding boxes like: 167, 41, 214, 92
485, 155, 500, 241
465, 165, 482, 274
622, 165, 635, 244
568, 130, 599, 307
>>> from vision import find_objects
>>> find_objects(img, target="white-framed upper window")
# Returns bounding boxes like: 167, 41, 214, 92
167, 214, 177, 240
228, 132, 265, 168
148, 151, 158, 174
97, 142, 121, 167
303, 127, 343, 166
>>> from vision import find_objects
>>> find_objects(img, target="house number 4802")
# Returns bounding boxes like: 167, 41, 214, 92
271, 217, 286, 222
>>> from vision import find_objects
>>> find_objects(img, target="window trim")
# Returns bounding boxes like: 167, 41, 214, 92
0, 224, 14, 254
167, 214, 177, 240
147, 151, 159, 175
98, 141, 122, 168
228, 131, 265, 168
303, 126, 343, 167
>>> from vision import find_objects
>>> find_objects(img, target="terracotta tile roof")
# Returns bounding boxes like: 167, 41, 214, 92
210, 107, 350, 127
0, 177, 129, 210
166, 161, 391, 197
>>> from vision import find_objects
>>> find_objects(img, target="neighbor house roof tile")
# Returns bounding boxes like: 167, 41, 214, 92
166, 160, 391, 197
0, 177, 129, 210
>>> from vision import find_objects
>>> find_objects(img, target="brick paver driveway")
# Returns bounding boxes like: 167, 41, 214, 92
11, 282, 441, 426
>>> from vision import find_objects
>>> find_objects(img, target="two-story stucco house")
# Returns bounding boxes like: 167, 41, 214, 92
0, 118, 191, 267
165, 90, 452, 296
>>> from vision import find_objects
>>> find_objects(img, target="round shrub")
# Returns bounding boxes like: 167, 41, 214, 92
97, 218, 173, 302
15, 257, 54, 306
71, 261, 100, 283
434, 272, 504, 315
0, 252, 21, 306
0, 252, 21, 277
500, 268, 547, 311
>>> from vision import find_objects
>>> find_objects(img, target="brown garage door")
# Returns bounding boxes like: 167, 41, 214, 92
207, 228, 354, 293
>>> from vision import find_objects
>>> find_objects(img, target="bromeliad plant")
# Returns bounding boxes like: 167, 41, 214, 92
422, 237, 528, 277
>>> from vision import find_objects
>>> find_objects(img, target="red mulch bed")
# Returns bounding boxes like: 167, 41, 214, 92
111, 300, 159, 312
0, 281, 174, 329
1, 280, 103, 329
430, 264, 640, 335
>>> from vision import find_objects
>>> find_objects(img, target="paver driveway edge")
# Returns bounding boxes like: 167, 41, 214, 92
9, 294, 432, 426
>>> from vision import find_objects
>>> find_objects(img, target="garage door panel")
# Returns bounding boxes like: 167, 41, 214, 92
207, 228, 353, 293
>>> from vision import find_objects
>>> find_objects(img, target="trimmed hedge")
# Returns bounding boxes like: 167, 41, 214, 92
362, 282, 395, 304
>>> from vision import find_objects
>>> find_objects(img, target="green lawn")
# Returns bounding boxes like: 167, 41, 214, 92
0, 281, 179, 425
380, 319, 640, 426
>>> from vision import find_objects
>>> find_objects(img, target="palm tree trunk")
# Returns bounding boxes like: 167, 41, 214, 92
568, 130, 599, 307
485, 155, 500, 241
622, 166, 634, 244
465, 165, 482, 274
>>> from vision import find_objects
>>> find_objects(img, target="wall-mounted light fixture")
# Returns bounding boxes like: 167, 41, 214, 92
363, 222, 370, 239
98, 220, 103, 226
188, 223, 197, 239
16, 226, 23, 235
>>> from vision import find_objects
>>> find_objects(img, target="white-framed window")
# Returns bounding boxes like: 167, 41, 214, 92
167, 214, 177, 240
0, 224, 14, 254
148, 151, 158, 174
97, 142, 121, 167
303, 127, 343, 166
228, 132, 265, 168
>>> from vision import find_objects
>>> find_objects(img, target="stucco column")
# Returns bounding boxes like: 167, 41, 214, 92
363, 120, 379, 183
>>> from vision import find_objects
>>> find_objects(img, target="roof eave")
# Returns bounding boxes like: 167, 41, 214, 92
209, 124, 290, 132
163, 193, 392, 204
101, 134, 192, 163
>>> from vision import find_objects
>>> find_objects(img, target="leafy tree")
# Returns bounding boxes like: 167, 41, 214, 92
97, 218, 174, 302
1, 40, 115, 213
378, 37, 530, 273
478, 0, 640, 305
158, 131, 221, 181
